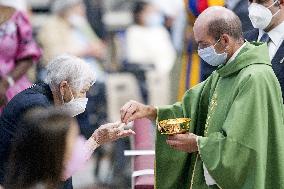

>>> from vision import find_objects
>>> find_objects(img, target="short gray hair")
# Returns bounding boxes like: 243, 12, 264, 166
45, 54, 96, 91
207, 14, 243, 41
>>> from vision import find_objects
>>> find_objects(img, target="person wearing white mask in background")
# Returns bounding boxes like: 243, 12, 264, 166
126, 1, 176, 74
245, 0, 284, 102
0, 55, 135, 189
125, 1, 176, 104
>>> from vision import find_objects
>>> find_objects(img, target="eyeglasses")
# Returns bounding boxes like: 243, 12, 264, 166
198, 38, 221, 50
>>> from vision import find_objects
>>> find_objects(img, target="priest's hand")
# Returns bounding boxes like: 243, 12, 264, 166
166, 133, 199, 153
120, 100, 157, 124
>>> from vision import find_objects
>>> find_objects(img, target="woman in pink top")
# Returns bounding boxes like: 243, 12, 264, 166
0, 5, 41, 112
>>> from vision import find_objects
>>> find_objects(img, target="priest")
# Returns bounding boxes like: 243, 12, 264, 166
120, 6, 284, 189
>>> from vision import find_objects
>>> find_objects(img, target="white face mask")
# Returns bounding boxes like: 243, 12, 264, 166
198, 39, 228, 66
248, 1, 280, 30
61, 89, 88, 117
62, 97, 88, 117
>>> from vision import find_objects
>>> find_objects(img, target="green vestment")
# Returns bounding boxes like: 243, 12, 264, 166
156, 42, 284, 189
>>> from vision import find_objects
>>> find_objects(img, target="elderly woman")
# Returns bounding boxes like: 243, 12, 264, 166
0, 55, 135, 189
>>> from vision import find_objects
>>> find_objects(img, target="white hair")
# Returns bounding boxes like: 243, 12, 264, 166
52, 0, 82, 13
45, 54, 96, 91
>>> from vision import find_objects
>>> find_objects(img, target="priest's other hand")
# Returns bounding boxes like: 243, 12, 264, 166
166, 133, 199, 153
120, 100, 157, 124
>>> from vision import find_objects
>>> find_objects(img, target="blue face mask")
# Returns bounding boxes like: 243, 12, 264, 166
198, 39, 228, 66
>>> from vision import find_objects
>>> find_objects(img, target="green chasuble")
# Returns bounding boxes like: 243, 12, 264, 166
156, 42, 284, 189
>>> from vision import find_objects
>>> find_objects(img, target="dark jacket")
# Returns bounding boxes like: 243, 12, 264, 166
244, 29, 284, 101
230, 0, 254, 32
0, 83, 72, 189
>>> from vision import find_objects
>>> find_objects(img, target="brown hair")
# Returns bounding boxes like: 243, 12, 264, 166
207, 15, 243, 41
4, 108, 73, 189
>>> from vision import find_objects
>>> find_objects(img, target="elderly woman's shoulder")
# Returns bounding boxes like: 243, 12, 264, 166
5, 83, 53, 113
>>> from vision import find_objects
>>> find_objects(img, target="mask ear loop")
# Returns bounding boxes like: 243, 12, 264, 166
268, 0, 279, 8
268, 0, 281, 16
272, 9, 281, 17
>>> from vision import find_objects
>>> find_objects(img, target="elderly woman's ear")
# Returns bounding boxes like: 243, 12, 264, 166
59, 81, 73, 103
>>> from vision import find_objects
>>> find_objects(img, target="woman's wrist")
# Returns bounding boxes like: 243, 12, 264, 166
87, 135, 100, 151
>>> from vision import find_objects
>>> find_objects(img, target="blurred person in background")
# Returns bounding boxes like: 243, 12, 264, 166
245, 0, 284, 101
0, 1, 41, 113
4, 108, 134, 189
150, 0, 187, 53
84, 0, 107, 41
37, 0, 106, 72
125, 1, 176, 103
126, 1, 176, 74
0, 55, 135, 189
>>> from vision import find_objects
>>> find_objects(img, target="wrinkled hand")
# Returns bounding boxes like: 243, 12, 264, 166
0, 79, 9, 107
120, 100, 157, 124
166, 133, 199, 153
92, 121, 135, 146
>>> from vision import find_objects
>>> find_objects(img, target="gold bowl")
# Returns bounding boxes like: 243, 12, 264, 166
158, 118, 191, 135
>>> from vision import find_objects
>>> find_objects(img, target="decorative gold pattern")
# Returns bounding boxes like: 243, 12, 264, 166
158, 118, 191, 135
190, 92, 220, 189
189, 154, 199, 189
204, 92, 218, 136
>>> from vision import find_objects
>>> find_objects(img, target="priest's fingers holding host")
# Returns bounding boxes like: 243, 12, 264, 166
120, 100, 157, 123
166, 133, 199, 153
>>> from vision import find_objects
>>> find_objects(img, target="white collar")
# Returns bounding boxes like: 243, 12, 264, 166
259, 21, 284, 46
227, 42, 247, 64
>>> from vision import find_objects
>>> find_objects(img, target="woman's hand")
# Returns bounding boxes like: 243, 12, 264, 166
92, 121, 135, 146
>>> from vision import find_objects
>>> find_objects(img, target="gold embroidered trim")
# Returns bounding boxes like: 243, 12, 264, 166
190, 92, 219, 189
189, 154, 199, 189
204, 92, 218, 136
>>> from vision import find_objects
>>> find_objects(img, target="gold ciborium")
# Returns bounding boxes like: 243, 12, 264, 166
158, 118, 191, 135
